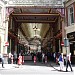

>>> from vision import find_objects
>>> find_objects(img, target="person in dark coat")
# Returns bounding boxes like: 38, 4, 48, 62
0, 53, 4, 68
66, 53, 73, 72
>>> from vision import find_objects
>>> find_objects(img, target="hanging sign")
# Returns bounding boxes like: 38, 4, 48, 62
64, 38, 69, 47
61, 41, 64, 46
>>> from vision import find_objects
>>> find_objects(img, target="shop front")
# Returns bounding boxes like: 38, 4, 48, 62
67, 32, 75, 64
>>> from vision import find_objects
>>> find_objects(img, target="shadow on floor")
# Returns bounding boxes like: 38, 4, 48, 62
24, 61, 59, 67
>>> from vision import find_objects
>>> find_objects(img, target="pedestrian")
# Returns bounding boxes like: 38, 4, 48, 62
8, 52, 12, 64
34, 56, 36, 64
20, 50, 24, 64
66, 53, 73, 72
58, 53, 63, 71
0, 53, 4, 68
53, 52, 56, 62
13, 51, 17, 64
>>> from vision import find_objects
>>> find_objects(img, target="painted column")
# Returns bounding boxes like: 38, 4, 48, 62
59, 39, 61, 53
9, 39, 12, 53
15, 39, 17, 52
1, 6, 7, 54
5, 19, 9, 53
62, 18, 67, 55
58, 16, 62, 53
3, 7, 9, 63
0, 7, 3, 53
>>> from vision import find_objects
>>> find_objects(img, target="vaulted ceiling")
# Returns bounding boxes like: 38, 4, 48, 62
11, 6, 59, 40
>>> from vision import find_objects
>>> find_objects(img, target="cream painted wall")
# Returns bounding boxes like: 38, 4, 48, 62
40, 23, 50, 38
64, 0, 75, 55
65, 24, 75, 34
65, 0, 75, 7
0, 1, 9, 64
65, 24, 75, 54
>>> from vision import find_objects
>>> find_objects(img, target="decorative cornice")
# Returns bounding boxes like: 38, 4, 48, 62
12, 13, 59, 16
65, 0, 75, 7
1, 0, 7, 4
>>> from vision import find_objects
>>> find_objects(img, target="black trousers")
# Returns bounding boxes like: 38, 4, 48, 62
0, 58, 4, 67
66, 60, 72, 71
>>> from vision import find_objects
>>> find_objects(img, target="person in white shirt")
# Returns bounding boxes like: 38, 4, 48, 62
0, 53, 4, 68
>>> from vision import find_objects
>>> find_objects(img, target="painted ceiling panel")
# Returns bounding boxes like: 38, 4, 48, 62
14, 7, 49, 14
23, 23, 42, 38
11, 7, 59, 40
21, 23, 50, 39
40, 23, 50, 38
21, 23, 31, 37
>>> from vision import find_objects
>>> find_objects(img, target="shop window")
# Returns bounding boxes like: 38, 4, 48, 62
68, 6, 74, 26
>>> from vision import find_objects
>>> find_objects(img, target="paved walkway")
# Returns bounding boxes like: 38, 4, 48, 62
0, 61, 75, 75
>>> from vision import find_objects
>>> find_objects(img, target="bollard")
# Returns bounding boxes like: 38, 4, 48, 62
45, 56, 47, 64
11, 55, 13, 64
18, 55, 22, 65
22, 56, 24, 64
34, 56, 36, 64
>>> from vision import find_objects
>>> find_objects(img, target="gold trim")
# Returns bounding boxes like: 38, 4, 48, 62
12, 13, 59, 16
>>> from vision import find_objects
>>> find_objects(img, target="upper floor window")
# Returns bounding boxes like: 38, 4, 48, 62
68, 6, 74, 26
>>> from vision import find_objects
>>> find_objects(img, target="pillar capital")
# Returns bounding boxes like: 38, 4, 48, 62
61, 17, 65, 22
3, 16, 9, 23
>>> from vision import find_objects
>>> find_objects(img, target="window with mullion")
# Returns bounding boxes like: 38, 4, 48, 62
70, 7, 74, 24
68, 6, 74, 26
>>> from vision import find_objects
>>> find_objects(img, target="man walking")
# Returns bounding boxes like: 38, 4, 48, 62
66, 53, 73, 72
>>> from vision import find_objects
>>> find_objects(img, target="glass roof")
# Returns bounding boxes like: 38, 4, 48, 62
6, 0, 65, 8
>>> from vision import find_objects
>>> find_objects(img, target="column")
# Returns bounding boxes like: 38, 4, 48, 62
61, 18, 70, 55
59, 39, 61, 53
3, 7, 9, 63
9, 39, 12, 53
0, 7, 4, 53
5, 19, 9, 53
15, 39, 18, 52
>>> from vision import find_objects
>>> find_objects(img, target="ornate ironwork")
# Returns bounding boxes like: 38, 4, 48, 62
7, 0, 64, 8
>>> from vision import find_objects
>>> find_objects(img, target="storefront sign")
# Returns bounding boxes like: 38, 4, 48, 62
67, 32, 75, 42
